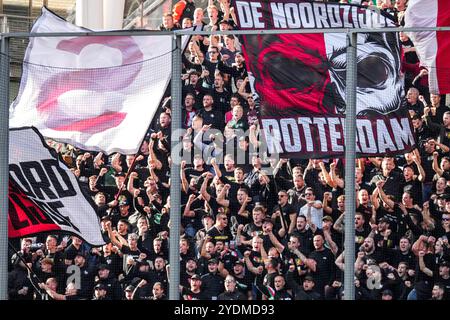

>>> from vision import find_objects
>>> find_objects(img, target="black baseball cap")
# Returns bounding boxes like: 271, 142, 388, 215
382, 289, 393, 296
97, 264, 110, 271
125, 285, 135, 292
190, 274, 201, 281
95, 283, 107, 290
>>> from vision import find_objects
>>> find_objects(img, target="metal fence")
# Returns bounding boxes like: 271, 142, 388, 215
1, 26, 449, 301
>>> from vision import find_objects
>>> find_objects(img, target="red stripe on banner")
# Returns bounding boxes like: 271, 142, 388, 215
436, 0, 450, 94
52, 112, 127, 134
8, 181, 61, 238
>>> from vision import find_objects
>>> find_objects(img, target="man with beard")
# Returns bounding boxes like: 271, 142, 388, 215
207, 212, 233, 244
256, 273, 292, 300
291, 215, 314, 256
72, 252, 95, 299
198, 72, 231, 116
197, 95, 224, 132
430, 283, 446, 300
134, 282, 167, 300
181, 274, 208, 300
287, 174, 307, 212
181, 257, 198, 287
334, 212, 370, 254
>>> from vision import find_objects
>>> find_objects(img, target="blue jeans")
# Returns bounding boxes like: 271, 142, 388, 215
422, 182, 433, 203
407, 289, 417, 300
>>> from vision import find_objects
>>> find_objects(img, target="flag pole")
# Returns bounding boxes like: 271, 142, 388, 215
0, 35, 10, 300
169, 33, 182, 301
7, 242, 45, 294
343, 31, 358, 301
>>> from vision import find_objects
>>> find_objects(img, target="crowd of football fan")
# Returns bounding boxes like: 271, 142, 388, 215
8, 0, 450, 300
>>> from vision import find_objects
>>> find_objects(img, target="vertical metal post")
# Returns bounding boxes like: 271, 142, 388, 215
169, 33, 182, 301
343, 31, 357, 301
0, 35, 10, 300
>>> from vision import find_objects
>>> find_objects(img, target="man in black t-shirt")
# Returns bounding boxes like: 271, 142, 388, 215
181, 274, 208, 300
291, 215, 314, 255
308, 234, 336, 296
207, 212, 233, 244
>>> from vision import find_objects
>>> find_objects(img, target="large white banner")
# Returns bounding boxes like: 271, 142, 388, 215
405, 0, 450, 94
9, 8, 172, 155
9, 127, 105, 246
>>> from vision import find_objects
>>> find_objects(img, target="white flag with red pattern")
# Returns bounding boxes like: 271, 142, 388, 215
9, 8, 172, 155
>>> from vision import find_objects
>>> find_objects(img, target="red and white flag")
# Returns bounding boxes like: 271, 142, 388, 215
9, 8, 172, 155
9, 127, 105, 246
232, 1, 413, 159
405, 0, 450, 94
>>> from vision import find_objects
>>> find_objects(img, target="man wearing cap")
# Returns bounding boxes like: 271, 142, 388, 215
381, 289, 394, 300
126, 284, 142, 300
93, 283, 110, 300
33, 258, 56, 288
218, 259, 253, 300
373, 217, 396, 250
285, 270, 322, 300
181, 274, 208, 300
95, 264, 122, 300
200, 258, 225, 300
73, 251, 96, 299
